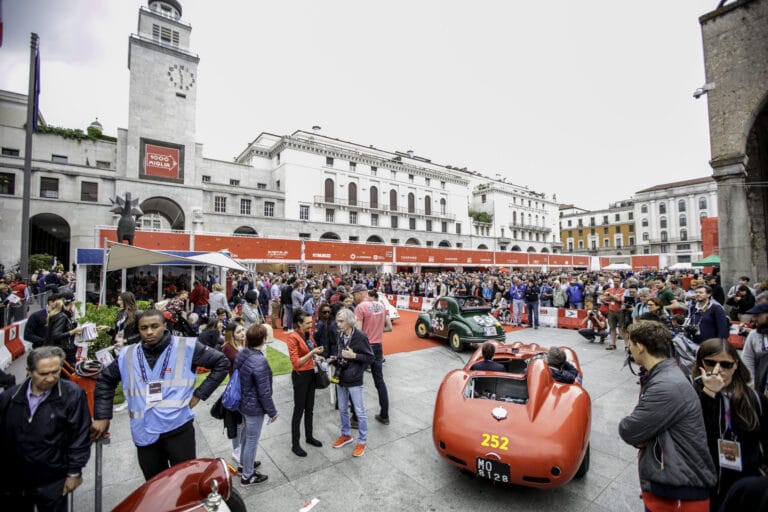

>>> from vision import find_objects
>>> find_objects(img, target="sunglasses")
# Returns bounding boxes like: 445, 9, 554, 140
703, 359, 735, 370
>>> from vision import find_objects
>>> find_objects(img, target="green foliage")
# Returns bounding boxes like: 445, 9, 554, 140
468, 210, 493, 224
266, 346, 292, 376
37, 123, 116, 143
74, 302, 119, 357
29, 253, 54, 273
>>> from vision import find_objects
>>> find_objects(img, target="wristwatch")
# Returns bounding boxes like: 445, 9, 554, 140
67, 472, 82, 479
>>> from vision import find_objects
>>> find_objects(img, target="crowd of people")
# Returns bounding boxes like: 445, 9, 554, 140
2, 265, 768, 510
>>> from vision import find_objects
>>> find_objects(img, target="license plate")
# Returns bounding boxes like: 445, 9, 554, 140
476, 457, 510, 482
484, 326, 497, 336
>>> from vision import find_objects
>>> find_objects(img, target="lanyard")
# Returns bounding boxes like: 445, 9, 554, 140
136, 345, 173, 383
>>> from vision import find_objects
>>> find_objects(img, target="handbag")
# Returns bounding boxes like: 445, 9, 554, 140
210, 395, 225, 420
221, 369, 242, 411
314, 361, 331, 389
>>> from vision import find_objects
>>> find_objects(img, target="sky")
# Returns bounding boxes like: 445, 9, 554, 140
0, 0, 718, 211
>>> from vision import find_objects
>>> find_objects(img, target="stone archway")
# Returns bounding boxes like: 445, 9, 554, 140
540, 247, 549, 253
477, 244, 488, 250
30, 213, 70, 269
511, 245, 522, 252
405, 238, 421, 246
438, 240, 451, 248
140, 196, 185, 230
527, 246, 536, 252
320, 232, 341, 241
234, 226, 257, 235
366, 235, 384, 244
745, 96, 768, 276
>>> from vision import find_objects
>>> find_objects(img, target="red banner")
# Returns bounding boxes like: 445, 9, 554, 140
599, 257, 611, 269
98, 229, 190, 250
194, 235, 301, 261
631, 254, 660, 270
395, 246, 493, 265
572, 255, 590, 267
496, 252, 529, 266
548, 254, 572, 266
304, 241, 392, 263
528, 253, 549, 266
144, 144, 180, 179
701, 217, 719, 256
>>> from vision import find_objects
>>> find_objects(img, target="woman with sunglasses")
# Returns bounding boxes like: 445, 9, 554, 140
693, 339, 768, 511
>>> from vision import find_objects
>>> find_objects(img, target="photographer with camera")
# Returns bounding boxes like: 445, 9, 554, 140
330, 308, 374, 458
578, 300, 608, 345
685, 284, 729, 345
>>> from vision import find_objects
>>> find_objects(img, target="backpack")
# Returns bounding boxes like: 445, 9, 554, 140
281, 285, 293, 305
221, 368, 242, 411
671, 332, 698, 378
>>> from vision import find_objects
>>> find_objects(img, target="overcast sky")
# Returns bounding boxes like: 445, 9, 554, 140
1, 0, 717, 210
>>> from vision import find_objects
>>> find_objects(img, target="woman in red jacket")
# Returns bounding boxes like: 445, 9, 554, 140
285, 310, 324, 456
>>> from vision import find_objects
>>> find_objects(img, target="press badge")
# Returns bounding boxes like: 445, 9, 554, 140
718, 439, 743, 471
147, 381, 163, 403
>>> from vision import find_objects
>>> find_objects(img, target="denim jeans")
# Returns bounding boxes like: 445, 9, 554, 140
240, 413, 265, 478
512, 299, 525, 325
526, 301, 539, 327
370, 343, 389, 419
338, 385, 368, 444
282, 305, 294, 330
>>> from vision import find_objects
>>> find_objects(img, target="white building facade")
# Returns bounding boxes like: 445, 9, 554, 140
632, 177, 719, 263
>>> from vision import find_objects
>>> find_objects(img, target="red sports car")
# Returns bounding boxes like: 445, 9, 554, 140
433, 342, 591, 488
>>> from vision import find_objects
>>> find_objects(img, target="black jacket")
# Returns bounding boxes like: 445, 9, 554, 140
0, 378, 91, 491
46, 310, 76, 349
24, 308, 48, 348
93, 331, 229, 420
334, 328, 374, 387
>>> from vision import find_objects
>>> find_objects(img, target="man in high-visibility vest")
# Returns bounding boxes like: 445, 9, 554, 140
91, 309, 228, 480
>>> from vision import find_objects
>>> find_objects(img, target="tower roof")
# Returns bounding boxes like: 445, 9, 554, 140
148, 0, 182, 18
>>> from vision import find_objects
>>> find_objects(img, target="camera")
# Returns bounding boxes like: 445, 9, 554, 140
683, 325, 699, 338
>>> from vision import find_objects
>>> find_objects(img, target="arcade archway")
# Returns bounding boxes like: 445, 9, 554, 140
30, 213, 70, 269
140, 196, 185, 230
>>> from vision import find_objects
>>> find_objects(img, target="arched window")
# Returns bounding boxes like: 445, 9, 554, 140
407, 193, 415, 213
389, 189, 398, 211
641, 218, 649, 228
348, 182, 357, 206
660, 231, 668, 242
678, 199, 686, 212
680, 229, 688, 241
659, 203, 666, 214
370, 186, 378, 209
641, 204, 648, 214
512, 212, 517, 224
424, 195, 431, 216
440, 198, 446, 214
699, 197, 707, 210
527, 213, 532, 225
642, 232, 649, 241
679, 215, 687, 227
324, 178, 334, 203
660, 216, 667, 229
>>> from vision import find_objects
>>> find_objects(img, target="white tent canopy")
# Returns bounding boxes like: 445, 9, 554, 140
105, 242, 247, 272
604, 263, 632, 271
668, 262, 693, 270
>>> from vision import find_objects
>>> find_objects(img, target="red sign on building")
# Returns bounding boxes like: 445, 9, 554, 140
140, 138, 184, 183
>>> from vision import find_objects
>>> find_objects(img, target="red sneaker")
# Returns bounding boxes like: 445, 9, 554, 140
353, 443, 366, 457
332, 435, 353, 449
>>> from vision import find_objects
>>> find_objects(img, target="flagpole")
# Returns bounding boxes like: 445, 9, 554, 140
20, 32, 39, 281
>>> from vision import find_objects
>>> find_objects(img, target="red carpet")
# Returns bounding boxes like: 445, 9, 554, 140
271, 309, 525, 356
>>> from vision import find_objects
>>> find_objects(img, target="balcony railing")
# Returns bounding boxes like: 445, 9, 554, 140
508, 221, 552, 233
313, 196, 455, 220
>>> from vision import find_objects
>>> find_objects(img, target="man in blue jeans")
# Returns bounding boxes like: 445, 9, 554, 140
352, 284, 390, 425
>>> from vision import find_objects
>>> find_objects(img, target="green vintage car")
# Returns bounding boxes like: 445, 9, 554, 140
415, 295, 506, 351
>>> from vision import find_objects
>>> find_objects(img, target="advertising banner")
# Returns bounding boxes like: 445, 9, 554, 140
496, 252, 529, 266
139, 138, 184, 183
631, 255, 660, 271
194, 235, 301, 261
304, 241, 392, 264
98, 229, 191, 250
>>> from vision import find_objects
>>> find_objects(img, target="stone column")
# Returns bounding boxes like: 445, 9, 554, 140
711, 154, 750, 291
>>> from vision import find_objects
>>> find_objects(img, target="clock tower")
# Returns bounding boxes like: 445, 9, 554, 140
124, 0, 199, 184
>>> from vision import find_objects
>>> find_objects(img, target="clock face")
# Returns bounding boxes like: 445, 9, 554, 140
168, 64, 195, 90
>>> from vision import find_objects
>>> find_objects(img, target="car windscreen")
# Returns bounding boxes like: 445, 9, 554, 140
465, 376, 528, 404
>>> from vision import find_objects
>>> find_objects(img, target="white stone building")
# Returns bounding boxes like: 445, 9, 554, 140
0, 0, 562, 271
632, 177, 719, 263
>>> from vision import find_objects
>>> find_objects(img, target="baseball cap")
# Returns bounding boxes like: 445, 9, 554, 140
746, 303, 768, 315
351, 284, 367, 293
61, 292, 75, 304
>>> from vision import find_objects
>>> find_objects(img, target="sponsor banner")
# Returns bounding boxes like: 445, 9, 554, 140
599, 257, 611, 269
195, 235, 301, 260
396, 295, 411, 309
539, 307, 558, 327
564, 309, 579, 319
409, 295, 421, 311
422, 297, 436, 312
98, 229, 191, 250
631, 255, 660, 270
496, 252, 529, 266
304, 241, 392, 263
396, 246, 493, 265
572, 255, 590, 267
529, 253, 549, 266
548, 254, 572, 266
139, 138, 184, 183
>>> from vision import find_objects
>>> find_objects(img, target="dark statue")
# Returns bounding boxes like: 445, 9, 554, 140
110, 192, 143, 245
